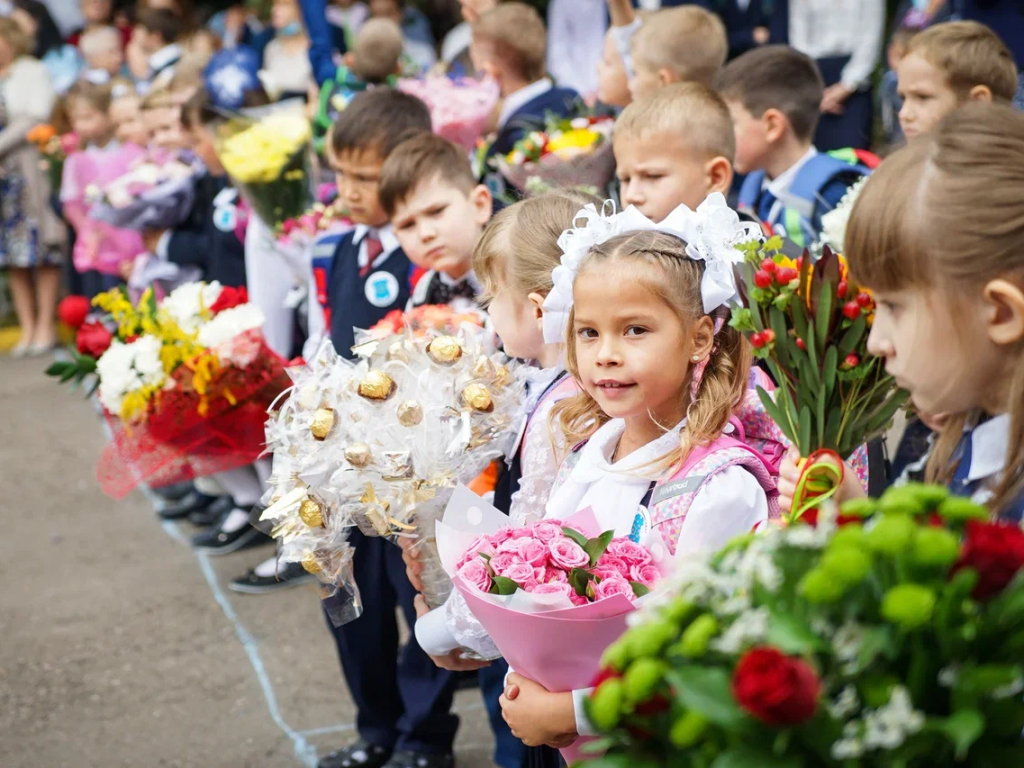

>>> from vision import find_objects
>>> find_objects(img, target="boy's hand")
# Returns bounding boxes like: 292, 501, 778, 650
413, 595, 491, 671
821, 83, 853, 115
398, 535, 425, 593
142, 229, 167, 254
778, 446, 866, 515
500, 673, 578, 748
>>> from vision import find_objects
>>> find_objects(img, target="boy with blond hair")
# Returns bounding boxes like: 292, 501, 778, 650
628, 5, 727, 100
898, 20, 1018, 140
613, 82, 735, 223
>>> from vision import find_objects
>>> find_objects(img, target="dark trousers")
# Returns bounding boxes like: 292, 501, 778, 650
324, 530, 459, 754
79, 270, 121, 299
814, 55, 874, 152
479, 659, 528, 768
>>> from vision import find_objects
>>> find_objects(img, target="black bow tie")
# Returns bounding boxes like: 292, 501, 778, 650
425, 275, 478, 306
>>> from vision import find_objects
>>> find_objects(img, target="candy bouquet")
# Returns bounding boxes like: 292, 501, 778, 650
215, 107, 315, 229
259, 323, 524, 620
584, 485, 1024, 767
729, 240, 908, 520
397, 76, 500, 151
492, 115, 615, 192
46, 282, 290, 498
27, 124, 78, 192
86, 152, 199, 231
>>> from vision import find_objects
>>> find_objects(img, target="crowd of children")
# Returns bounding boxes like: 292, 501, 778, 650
5, 0, 1024, 766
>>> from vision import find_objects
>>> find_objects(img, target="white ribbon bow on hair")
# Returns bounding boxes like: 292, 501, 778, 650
541, 192, 763, 344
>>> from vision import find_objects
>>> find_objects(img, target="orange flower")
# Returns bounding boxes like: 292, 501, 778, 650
27, 124, 56, 146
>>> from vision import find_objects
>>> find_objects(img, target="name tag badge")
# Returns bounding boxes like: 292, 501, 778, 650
365, 271, 400, 308
213, 205, 237, 233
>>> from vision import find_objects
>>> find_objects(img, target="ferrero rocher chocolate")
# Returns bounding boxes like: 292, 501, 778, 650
427, 336, 463, 365
344, 442, 372, 467
301, 554, 322, 575
471, 355, 495, 380
397, 400, 424, 427
298, 497, 325, 528
358, 370, 396, 401
309, 408, 336, 440
461, 383, 494, 413
494, 364, 512, 388
387, 341, 410, 364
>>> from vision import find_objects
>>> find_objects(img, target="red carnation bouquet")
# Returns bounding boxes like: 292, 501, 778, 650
583, 484, 1024, 767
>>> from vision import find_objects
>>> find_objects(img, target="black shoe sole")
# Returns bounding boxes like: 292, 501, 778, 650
229, 574, 316, 594
194, 528, 270, 556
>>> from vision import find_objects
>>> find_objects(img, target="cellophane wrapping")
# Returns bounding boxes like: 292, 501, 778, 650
495, 128, 616, 192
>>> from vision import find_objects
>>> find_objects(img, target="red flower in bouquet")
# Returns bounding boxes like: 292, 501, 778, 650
210, 286, 249, 314
58, 295, 91, 329
952, 519, 1024, 600
76, 321, 114, 358
732, 647, 820, 727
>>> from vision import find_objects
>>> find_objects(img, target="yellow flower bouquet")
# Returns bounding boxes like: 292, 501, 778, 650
215, 107, 315, 228
493, 114, 615, 193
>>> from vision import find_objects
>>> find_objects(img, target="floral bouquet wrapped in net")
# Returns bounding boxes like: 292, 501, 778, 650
583, 485, 1024, 767
397, 76, 500, 152
492, 115, 615, 192
53, 282, 290, 498
214, 106, 315, 229
27, 124, 78, 192
259, 322, 524, 620
87, 152, 199, 231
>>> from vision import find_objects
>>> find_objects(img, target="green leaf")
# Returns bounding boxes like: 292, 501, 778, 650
822, 345, 837, 396
479, 552, 491, 562
769, 307, 790, 369
857, 626, 897, 672
838, 315, 867, 357
630, 581, 651, 598
926, 710, 985, 759
561, 526, 589, 549
711, 747, 803, 768
585, 530, 615, 566
44, 361, 71, 377
815, 388, 826, 448
766, 611, 826, 654
569, 567, 594, 597
823, 407, 842, 451
77, 355, 97, 373
798, 405, 812, 457
59, 365, 79, 383
86, 378, 100, 398
791, 294, 809, 346
491, 576, 519, 595
666, 667, 747, 728
758, 387, 797, 447
815, 279, 833, 351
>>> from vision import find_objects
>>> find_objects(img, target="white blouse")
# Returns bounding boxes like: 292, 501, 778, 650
788, 0, 885, 91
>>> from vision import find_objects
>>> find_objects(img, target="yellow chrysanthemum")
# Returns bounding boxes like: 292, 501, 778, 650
547, 129, 601, 160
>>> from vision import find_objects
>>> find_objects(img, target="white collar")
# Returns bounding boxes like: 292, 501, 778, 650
498, 79, 553, 129
148, 43, 182, 73
353, 224, 400, 268
436, 269, 482, 291
571, 418, 685, 485
968, 414, 1010, 483
765, 146, 819, 197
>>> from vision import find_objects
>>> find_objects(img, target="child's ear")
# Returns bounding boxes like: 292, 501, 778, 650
983, 278, 1024, 346
343, 52, 356, 68
527, 291, 547, 325
968, 84, 994, 104
690, 315, 716, 362
763, 108, 788, 144
470, 184, 492, 225
657, 68, 677, 87
705, 156, 733, 195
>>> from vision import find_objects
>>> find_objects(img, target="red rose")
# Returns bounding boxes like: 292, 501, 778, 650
58, 295, 91, 329
732, 647, 820, 727
952, 519, 1024, 600
209, 286, 249, 314
76, 321, 113, 358
799, 509, 860, 528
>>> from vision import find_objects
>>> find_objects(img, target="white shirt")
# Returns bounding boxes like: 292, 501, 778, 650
788, 0, 884, 91
762, 146, 818, 224
441, 21, 472, 64
965, 414, 1011, 507
498, 79, 554, 129
546, 0, 607, 98
610, 18, 642, 79
148, 43, 182, 78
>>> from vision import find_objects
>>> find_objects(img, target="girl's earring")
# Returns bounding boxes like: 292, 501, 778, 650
692, 355, 701, 362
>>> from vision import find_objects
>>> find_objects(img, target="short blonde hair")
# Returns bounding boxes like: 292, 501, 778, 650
632, 6, 727, 87
78, 25, 121, 58
473, 3, 547, 84
0, 17, 34, 59
351, 18, 403, 83
614, 82, 735, 162
907, 20, 1018, 103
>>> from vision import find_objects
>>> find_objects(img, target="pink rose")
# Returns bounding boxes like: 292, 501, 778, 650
607, 539, 652, 566
549, 538, 590, 570
570, 591, 590, 606
456, 534, 496, 570
503, 561, 538, 585
458, 558, 493, 593
520, 578, 540, 592
517, 538, 550, 567
591, 566, 625, 582
537, 566, 569, 584
498, 536, 527, 554
529, 582, 574, 599
595, 554, 630, 578
594, 576, 636, 602
510, 527, 534, 538
532, 521, 565, 542
629, 563, 661, 589
490, 527, 516, 545
489, 551, 519, 576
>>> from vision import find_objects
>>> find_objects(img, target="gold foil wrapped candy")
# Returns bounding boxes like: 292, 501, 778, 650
461, 383, 494, 413
397, 400, 424, 427
344, 442, 372, 468
301, 553, 322, 575
471, 355, 496, 380
387, 341, 410, 364
494, 365, 512, 388
361, 485, 394, 536
309, 408, 336, 440
298, 497, 325, 528
427, 336, 463, 365
358, 370, 396, 401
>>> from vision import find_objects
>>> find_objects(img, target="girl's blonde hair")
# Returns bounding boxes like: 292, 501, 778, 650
845, 102, 1024, 514
551, 230, 752, 471
0, 16, 33, 59
473, 190, 602, 301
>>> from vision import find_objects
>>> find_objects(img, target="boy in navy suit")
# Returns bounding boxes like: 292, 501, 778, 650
717, 45, 870, 248
309, 90, 463, 768
469, 2, 580, 195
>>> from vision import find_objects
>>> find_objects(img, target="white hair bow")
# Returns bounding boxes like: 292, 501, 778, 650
541, 193, 763, 344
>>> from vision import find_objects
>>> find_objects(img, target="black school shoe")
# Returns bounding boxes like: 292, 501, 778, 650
188, 495, 234, 527
384, 751, 455, 768
157, 490, 220, 520
191, 513, 272, 556
229, 560, 316, 594
152, 481, 195, 502
318, 740, 392, 768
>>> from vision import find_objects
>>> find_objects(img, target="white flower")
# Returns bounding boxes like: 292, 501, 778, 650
833, 619, 865, 672
162, 281, 224, 333
827, 685, 860, 719
820, 176, 868, 254
197, 304, 266, 364
570, 117, 590, 130
710, 607, 769, 654
95, 336, 166, 415
831, 737, 865, 760
863, 687, 925, 751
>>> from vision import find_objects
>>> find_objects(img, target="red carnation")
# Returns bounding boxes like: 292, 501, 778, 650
799, 509, 860, 528
58, 295, 90, 329
588, 666, 621, 689
732, 647, 820, 727
209, 286, 249, 314
76, 321, 113, 359
952, 519, 1024, 600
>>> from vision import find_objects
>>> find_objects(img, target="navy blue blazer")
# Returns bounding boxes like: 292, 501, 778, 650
167, 174, 247, 288
485, 86, 581, 165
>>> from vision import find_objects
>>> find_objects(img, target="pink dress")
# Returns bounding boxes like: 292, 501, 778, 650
61, 142, 146, 276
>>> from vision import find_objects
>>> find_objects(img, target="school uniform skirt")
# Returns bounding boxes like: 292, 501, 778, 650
814, 55, 874, 152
